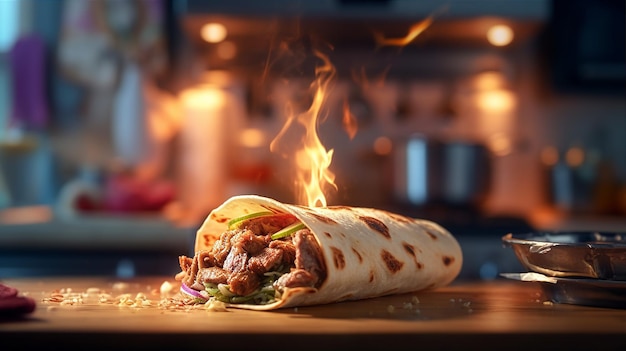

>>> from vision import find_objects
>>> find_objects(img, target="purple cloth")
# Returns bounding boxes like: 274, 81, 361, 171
9, 34, 49, 130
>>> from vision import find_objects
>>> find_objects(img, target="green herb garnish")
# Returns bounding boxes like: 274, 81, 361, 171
227, 211, 274, 229
270, 222, 306, 240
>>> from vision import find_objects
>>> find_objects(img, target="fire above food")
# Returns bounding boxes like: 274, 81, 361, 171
175, 195, 462, 310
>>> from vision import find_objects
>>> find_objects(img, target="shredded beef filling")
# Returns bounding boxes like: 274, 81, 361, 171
179, 215, 327, 300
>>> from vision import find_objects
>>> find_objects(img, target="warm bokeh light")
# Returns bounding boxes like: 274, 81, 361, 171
201, 22, 227, 43
540, 146, 560, 166
373, 137, 393, 156
200, 70, 233, 87
565, 147, 585, 167
476, 90, 516, 112
474, 71, 506, 91
488, 134, 512, 156
178, 83, 228, 225
179, 85, 223, 110
217, 41, 237, 60
239, 128, 266, 148
487, 24, 514, 46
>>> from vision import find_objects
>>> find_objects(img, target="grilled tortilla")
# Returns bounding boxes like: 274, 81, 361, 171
176, 195, 462, 310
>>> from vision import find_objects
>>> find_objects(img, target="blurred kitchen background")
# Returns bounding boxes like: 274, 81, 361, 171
0, 0, 624, 280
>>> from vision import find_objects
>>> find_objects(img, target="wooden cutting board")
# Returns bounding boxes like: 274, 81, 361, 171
2, 276, 625, 351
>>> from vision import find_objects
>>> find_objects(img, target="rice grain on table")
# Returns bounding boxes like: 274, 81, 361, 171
41, 281, 228, 312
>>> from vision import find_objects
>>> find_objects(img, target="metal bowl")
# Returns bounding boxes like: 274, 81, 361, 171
501, 272, 626, 309
502, 232, 626, 280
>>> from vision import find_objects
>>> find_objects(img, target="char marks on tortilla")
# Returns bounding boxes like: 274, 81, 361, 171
402, 242, 417, 257
426, 230, 438, 240
358, 216, 390, 239
210, 213, 228, 224
384, 211, 413, 224
402, 243, 424, 269
351, 248, 363, 263
381, 249, 404, 273
308, 212, 338, 225
330, 246, 346, 270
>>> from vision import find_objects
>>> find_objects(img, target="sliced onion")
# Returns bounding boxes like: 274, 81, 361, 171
180, 283, 207, 300
217, 283, 235, 297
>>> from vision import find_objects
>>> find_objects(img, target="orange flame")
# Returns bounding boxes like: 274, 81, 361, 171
270, 50, 337, 207
374, 16, 433, 48
373, 4, 449, 49
342, 98, 358, 140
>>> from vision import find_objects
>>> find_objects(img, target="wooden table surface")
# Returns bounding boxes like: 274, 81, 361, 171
2, 276, 625, 351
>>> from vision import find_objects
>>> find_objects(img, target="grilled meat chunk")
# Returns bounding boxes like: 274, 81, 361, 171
248, 247, 284, 274
275, 268, 317, 289
178, 216, 325, 302
197, 267, 229, 285
179, 250, 214, 288
228, 271, 261, 296
274, 230, 327, 290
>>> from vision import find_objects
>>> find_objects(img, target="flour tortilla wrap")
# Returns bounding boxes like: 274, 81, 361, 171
193, 195, 462, 310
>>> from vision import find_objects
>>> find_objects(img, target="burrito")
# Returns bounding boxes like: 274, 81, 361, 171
175, 195, 462, 310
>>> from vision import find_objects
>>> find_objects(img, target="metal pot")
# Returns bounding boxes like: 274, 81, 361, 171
393, 135, 492, 208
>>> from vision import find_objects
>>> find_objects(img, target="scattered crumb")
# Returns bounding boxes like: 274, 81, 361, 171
204, 300, 227, 312
41, 281, 225, 312
543, 301, 553, 306
160, 281, 174, 297
386, 305, 395, 313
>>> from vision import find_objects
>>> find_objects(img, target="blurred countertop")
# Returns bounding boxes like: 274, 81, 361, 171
0, 206, 195, 253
